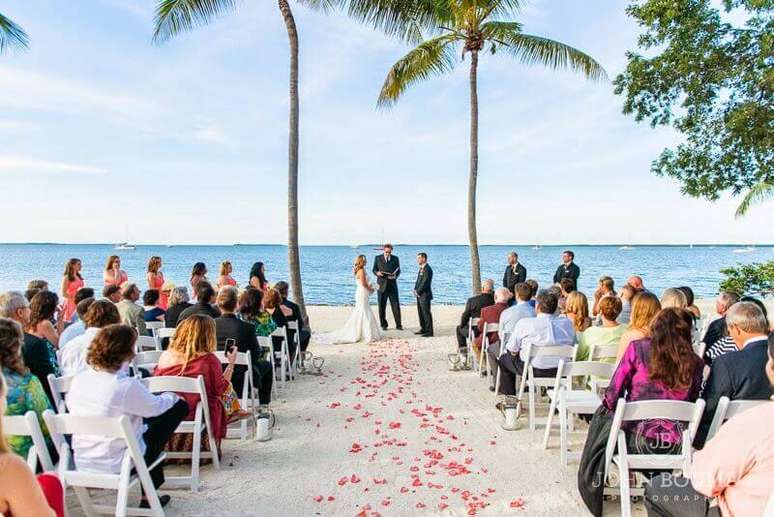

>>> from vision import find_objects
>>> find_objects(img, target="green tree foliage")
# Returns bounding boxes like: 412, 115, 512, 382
719, 261, 774, 297
615, 0, 773, 200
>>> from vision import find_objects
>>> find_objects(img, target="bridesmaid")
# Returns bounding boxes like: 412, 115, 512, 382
190, 262, 208, 298
217, 261, 237, 289
146, 256, 168, 310
248, 262, 269, 294
59, 258, 84, 322
103, 255, 128, 287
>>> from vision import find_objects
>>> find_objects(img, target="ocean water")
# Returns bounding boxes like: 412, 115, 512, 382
0, 244, 771, 305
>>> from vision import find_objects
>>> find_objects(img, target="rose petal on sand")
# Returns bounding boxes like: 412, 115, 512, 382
351, 474, 361, 483
337, 476, 349, 486
313, 495, 323, 503
416, 502, 426, 509
510, 498, 525, 509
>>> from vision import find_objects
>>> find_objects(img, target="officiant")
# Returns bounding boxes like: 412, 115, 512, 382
373, 243, 402, 330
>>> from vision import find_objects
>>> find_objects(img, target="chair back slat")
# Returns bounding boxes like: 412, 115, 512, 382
561, 360, 616, 380
529, 343, 575, 358
591, 344, 619, 361
213, 351, 250, 366
44, 411, 127, 438
621, 399, 702, 422
156, 327, 176, 339
143, 375, 203, 395
47, 374, 74, 414
706, 397, 769, 441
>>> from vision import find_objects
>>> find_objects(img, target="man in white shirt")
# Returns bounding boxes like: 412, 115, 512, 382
59, 297, 95, 347
59, 300, 121, 376
495, 291, 575, 396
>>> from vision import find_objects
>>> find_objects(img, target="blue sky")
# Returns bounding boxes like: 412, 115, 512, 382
1, 0, 771, 245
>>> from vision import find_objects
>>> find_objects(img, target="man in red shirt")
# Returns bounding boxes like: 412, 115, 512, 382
474, 287, 512, 359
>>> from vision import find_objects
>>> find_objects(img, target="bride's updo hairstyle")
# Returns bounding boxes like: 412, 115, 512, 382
353, 255, 367, 275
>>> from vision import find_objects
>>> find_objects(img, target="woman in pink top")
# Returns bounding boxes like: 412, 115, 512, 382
59, 258, 84, 322
217, 261, 237, 289
146, 256, 167, 309
103, 255, 128, 287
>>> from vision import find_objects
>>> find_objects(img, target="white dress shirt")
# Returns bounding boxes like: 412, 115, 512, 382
59, 327, 100, 377
506, 313, 576, 369
59, 320, 86, 347
498, 301, 536, 344
66, 367, 178, 474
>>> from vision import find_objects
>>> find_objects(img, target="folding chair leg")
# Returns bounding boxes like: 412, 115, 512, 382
559, 401, 568, 466
191, 415, 202, 492
114, 475, 130, 517
493, 365, 501, 395
73, 486, 99, 517
528, 381, 536, 431
542, 390, 560, 449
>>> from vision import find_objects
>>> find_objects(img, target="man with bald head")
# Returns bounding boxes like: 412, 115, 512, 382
456, 279, 495, 351
627, 275, 646, 292
473, 287, 511, 361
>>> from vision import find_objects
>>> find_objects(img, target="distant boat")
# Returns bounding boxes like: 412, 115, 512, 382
732, 246, 756, 253
532, 245, 541, 250
114, 242, 136, 250
619, 245, 635, 251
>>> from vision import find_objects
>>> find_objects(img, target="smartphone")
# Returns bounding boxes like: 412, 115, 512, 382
225, 338, 236, 353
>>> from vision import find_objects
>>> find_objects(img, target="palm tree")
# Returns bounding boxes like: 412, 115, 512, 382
153, 0, 334, 324
0, 12, 29, 53
735, 181, 774, 219
370, 0, 606, 293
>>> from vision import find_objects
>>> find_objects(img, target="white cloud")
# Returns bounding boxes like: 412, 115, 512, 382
192, 123, 235, 148
0, 155, 108, 176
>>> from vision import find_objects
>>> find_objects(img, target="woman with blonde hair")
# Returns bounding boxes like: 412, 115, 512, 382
103, 255, 128, 287
660, 287, 688, 310
565, 291, 592, 333
155, 315, 245, 455
60, 258, 84, 322
146, 256, 168, 310
616, 291, 661, 361
217, 261, 238, 289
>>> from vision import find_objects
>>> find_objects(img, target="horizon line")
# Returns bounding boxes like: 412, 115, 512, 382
0, 242, 771, 248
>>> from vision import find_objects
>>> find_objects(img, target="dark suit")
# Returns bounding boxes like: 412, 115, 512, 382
373, 254, 402, 329
165, 302, 192, 328
503, 263, 527, 292
553, 262, 580, 290
414, 264, 433, 335
282, 298, 311, 353
215, 314, 273, 404
456, 292, 495, 349
177, 302, 221, 324
695, 337, 773, 448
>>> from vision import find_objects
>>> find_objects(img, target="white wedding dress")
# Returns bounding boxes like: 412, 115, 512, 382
320, 276, 382, 344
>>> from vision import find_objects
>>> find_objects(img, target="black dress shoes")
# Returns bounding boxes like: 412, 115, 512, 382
420, 332, 434, 337
414, 330, 425, 335
396, 326, 404, 331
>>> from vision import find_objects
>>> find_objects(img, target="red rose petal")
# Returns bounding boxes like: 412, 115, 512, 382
313, 495, 323, 503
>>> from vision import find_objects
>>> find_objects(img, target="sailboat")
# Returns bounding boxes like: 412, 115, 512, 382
732, 246, 756, 253
114, 242, 136, 250
619, 245, 635, 251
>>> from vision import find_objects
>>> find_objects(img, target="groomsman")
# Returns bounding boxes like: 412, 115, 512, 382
502, 252, 527, 294
414, 252, 433, 337
373, 243, 402, 330
553, 250, 580, 290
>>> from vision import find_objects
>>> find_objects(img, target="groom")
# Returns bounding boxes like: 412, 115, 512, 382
414, 252, 433, 337
373, 243, 402, 330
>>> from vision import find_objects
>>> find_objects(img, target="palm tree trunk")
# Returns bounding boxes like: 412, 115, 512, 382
468, 51, 482, 294
279, 0, 308, 324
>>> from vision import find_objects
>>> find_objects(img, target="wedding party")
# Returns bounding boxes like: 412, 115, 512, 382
1, 1, 773, 517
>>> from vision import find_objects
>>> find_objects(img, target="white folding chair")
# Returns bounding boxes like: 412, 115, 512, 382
2, 411, 55, 471
270, 327, 292, 385
588, 343, 619, 390
478, 322, 498, 377
542, 360, 616, 465
214, 350, 256, 440
515, 343, 576, 431
43, 410, 166, 517
467, 317, 480, 369
132, 351, 163, 372
257, 336, 277, 397
47, 374, 73, 414
145, 321, 164, 335
142, 375, 220, 492
603, 399, 706, 517
287, 320, 301, 376
135, 336, 159, 353
706, 396, 769, 442
156, 327, 176, 340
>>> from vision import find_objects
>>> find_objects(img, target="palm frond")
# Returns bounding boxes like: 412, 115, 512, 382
482, 0, 523, 20
495, 31, 608, 81
153, 0, 239, 44
378, 35, 459, 108
0, 12, 29, 53
480, 20, 523, 40
735, 181, 774, 218
296, 0, 339, 14
344, 0, 445, 43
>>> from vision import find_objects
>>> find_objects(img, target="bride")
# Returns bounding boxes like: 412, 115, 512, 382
320, 255, 382, 344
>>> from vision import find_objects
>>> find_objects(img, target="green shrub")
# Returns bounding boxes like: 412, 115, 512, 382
719, 262, 774, 298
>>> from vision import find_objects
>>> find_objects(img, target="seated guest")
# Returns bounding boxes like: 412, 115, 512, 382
704, 294, 761, 366
498, 283, 536, 348
165, 287, 192, 328
660, 287, 688, 309
0, 318, 54, 462
558, 278, 575, 314
617, 284, 636, 325
0, 292, 60, 405
102, 255, 128, 287
238, 288, 277, 337
25, 280, 49, 303
605, 309, 703, 449
215, 286, 273, 405
177, 282, 220, 323
142, 289, 166, 326
565, 291, 592, 334
264, 288, 295, 365
617, 291, 661, 362
67, 325, 187, 510
495, 291, 574, 398
701, 291, 740, 365
155, 315, 237, 457
59, 297, 95, 347
592, 276, 615, 317
473, 287, 510, 358
275, 281, 311, 359
116, 283, 147, 337
644, 333, 774, 517
26, 291, 64, 347
627, 275, 646, 292
677, 286, 700, 319
217, 261, 238, 289
577, 296, 627, 362
59, 300, 121, 376
102, 284, 122, 303
695, 301, 772, 448
525, 279, 538, 307
455, 279, 495, 352
0, 371, 61, 517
